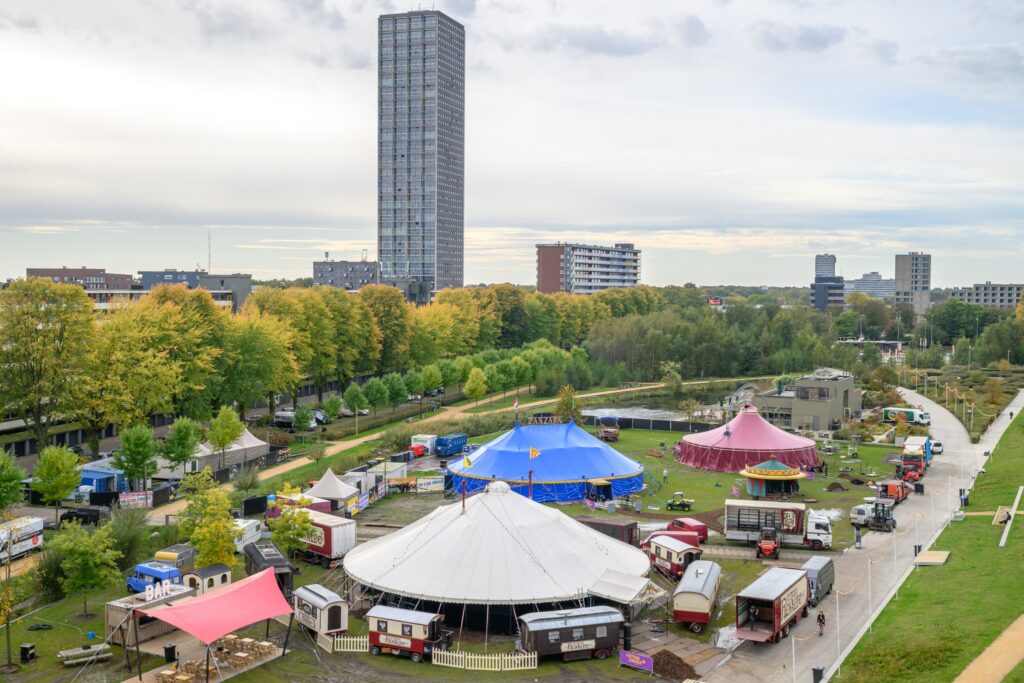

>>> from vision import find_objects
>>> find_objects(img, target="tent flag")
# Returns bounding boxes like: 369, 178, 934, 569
529, 447, 541, 459
463, 455, 473, 469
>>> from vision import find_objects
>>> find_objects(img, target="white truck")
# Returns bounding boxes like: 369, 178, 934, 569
882, 407, 931, 426
724, 500, 832, 551
0, 516, 45, 564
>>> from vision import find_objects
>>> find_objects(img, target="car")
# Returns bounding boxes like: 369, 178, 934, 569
407, 394, 422, 401
339, 406, 355, 417
59, 505, 110, 526
931, 441, 943, 454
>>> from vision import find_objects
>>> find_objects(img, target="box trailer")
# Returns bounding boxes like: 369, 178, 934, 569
724, 499, 832, 550
673, 560, 722, 633
0, 516, 45, 564
577, 516, 640, 546
294, 584, 348, 636
518, 606, 624, 662
302, 509, 357, 567
668, 517, 709, 541
735, 568, 809, 644
876, 479, 911, 505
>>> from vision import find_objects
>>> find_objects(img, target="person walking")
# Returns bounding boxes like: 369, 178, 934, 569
662, 468, 669, 483
817, 611, 826, 637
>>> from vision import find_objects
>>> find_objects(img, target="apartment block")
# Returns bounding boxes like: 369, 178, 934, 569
313, 260, 381, 290
895, 252, 931, 318
950, 282, 1024, 309
844, 271, 896, 300
27, 266, 133, 290
814, 254, 837, 278
536, 242, 641, 295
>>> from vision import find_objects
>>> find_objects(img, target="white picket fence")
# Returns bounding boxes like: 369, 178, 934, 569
431, 649, 537, 671
332, 634, 370, 653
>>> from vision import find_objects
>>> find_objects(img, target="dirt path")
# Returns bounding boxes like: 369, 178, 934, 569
953, 613, 1024, 683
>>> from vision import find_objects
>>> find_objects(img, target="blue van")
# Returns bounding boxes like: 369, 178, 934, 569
126, 561, 182, 593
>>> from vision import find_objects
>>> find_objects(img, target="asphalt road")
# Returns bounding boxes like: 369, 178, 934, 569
703, 387, 1024, 683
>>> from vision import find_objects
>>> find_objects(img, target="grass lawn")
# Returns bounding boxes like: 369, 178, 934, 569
839, 412, 1024, 682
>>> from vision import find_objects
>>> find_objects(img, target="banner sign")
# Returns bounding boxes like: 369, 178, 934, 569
416, 477, 445, 493
619, 650, 654, 673
583, 498, 597, 510
119, 491, 153, 509
376, 481, 387, 499
358, 493, 370, 511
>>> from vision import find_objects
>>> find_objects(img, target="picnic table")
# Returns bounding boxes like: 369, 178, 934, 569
57, 643, 112, 666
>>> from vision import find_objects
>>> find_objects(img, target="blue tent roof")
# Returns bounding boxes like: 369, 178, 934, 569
447, 420, 644, 484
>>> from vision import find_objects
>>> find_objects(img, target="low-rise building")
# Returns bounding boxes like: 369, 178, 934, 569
751, 368, 862, 432
138, 269, 251, 312
313, 259, 380, 290
949, 282, 1024, 309
27, 266, 133, 290
536, 242, 641, 294
844, 272, 896, 300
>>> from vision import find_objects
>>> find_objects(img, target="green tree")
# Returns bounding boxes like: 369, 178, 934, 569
343, 383, 369, 433
359, 285, 413, 372
208, 406, 244, 471
0, 450, 27, 672
322, 395, 342, 423
511, 357, 533, 396
161, 417, 203, 480
107, 507, 150, 570
190, 486, 238, 569
421, 365, 442, 394
178, 468, 218, 540
383, 373, 407, 412
436, 358, 459, 391
661, 361, 684, 397
51, 521, 121, 617
553, 385, 583, 423
495, 359, 518, 397
454, 356, 474, 392
230, 467, 263, 509
216, 310, 299, 419
292, 404, 313, 437
0, 581, 17, 673
464, 367, 488, 405
0, 278, 94, 449
404, 370, 425, 412
363, 377, 388, 416
31, 446, 80, 524
267, 485, 315, 559
113, 424, 157, 492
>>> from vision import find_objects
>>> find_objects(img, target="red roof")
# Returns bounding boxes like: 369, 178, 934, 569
674, 406, 819, 472
139, 569, 292, 645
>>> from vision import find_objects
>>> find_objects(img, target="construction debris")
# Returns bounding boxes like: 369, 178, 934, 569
653, 649, 699, 682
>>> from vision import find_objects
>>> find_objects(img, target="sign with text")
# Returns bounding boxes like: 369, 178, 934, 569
119, 491, 153, 509
358, 493, 370, 511
416, 477, 444, 493
560, 639, 596, 653
619, 650, 654, 673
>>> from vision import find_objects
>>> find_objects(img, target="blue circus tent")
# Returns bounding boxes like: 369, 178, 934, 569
446, 420, 645, 503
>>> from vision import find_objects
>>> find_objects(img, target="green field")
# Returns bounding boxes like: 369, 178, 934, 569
840, 412, 1024, 682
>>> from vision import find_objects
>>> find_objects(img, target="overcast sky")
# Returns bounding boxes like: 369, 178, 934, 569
2, 0, 1023, 287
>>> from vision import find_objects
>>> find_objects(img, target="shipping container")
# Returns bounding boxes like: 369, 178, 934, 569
735, 568, 809, 644
435, 433, 468, 457
411, 435, 436, 455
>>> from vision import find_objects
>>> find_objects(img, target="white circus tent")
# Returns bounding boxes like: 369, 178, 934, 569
305, 468, 359, 503
343, 480, 650, 606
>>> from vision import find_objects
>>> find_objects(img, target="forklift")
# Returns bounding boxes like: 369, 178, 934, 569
755, 527, 780, 559
867, 501, 897, 532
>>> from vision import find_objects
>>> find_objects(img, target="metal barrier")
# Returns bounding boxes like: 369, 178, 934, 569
581, 416, 714, 433
332, 634, 369, 653
431, 650, 537, 671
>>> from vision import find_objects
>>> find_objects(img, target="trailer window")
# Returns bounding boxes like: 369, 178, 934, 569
737, 508, 761, 531
402, 624, 412, 637
377, 620, 388, 632
596, 625, 607, 638
547, 631, 560, 644
572, 628, 584, 640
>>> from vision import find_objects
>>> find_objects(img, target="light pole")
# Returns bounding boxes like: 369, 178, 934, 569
835, 573, 842, 678
892, 533, 898, 598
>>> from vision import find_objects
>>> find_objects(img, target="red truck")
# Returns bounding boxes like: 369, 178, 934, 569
735, 568, 809, 644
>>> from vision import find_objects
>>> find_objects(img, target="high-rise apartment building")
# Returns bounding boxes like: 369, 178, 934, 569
536, 242, 641, 295
378, 10, 465, 304
950, 282, 1024, 309
844, 272, 896, 300
895, 252, 931, 318
815, 254, 837, 278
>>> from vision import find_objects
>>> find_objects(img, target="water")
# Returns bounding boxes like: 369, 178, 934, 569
584, 406, 685, 420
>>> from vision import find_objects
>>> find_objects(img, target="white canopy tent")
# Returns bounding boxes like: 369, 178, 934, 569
343, 480, 650, 605
305, 469, 359, 502
152, 428, 270, 480
588, 568, 666, 605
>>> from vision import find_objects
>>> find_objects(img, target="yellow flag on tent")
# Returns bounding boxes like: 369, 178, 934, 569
463, 455, 473, 469
529, 447, 541, 459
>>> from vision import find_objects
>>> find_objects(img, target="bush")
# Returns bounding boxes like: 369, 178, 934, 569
33, 547, 67, 602
108, 507, 150, 570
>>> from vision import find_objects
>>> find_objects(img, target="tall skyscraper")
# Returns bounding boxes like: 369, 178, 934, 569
815, 253, 837, 278
378, 10, 465, 303
895, 252, 931, 318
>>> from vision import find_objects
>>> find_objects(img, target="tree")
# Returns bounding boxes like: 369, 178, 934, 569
113, 425, 157, 492
464, 367, 487, 405
267, 485, 314, 559
436, 358, 458, 391
511, 357, 533, 396
178, 468, 218, 540
454, 356, 474, 392
107, 507, 150, 570
190, 486, 238, 569
0, 278, 94, 449
661, 361, 684, 397
208, 406, 244, 471
293, 404, 313, 439
31, 446, 80, 524
404, 370, 425, 413
421, 365, 443, 394
363, 377, 388, 416
216, 310, 299, 419
51, 521, 121, 617
984, 378, 1005, 405
359, 285, 413, 372
553, 385, 583, 423
383, 373, 407, 412
0, 449, 26, 672
322, 395, 342, 423
343, 383, 369, 433
230, 467, 263, 509
161, 417, 203, 480
0, 581, 17, 673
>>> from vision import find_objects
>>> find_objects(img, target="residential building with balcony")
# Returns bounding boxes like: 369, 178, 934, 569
536, 242, 641, 295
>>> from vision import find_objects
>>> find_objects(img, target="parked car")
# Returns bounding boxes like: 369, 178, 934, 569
407, 394, 422, 401
59, 505, 111, 526
931, 441, 943, 454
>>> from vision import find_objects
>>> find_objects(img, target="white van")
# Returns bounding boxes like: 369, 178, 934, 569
234, 518, 262, 553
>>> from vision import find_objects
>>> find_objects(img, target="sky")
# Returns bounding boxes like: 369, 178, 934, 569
1, 0, 1023, 287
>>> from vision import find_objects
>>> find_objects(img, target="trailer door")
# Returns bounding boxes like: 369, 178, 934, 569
328, 605, 343, 631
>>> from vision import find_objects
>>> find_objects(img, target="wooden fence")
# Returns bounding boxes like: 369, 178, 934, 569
431, 650, 537, 671
332, 634, 369, 653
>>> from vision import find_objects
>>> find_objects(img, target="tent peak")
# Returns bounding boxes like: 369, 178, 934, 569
486, 480, 512, 495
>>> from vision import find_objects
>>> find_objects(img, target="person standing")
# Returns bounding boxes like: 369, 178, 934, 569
662, 468, 669, 483
817, 611, 826, 636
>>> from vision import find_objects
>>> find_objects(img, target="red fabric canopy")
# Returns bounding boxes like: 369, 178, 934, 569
139, 569, 292, 644
674, 406, 820, 472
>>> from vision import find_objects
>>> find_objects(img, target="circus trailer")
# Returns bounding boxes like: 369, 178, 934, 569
301, 509, 357, 567
724, 499, 832, 551
367, 605, 453, 663
668, 517, 709, 541
577, 516, 640, 546
641, 530, 702, 551
293, 584, 348, 636
648, 535, 703, 578
672, 560, 722, 634
519, 606, 624, 662
244, 541, 295, 600
735, 568, 809, 644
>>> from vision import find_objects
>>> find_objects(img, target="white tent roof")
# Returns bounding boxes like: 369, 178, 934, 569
305, 469, 359, 501
343, 480, 650, 605
588, 568, 666, 605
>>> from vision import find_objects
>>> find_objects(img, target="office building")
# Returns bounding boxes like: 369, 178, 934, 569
810, 276, 845, 310
313, 259, 381, 290
895, 252, 931, 318
950, 282, 1024, 309
27, 266, 133, 291
138, 269, 206, 290
138, 269, 252, 312
752, 367, 862, 432
844, 271, 896, 300
814, 254, 837, 278
378, 10, 465, 303
536, 242, 641, 295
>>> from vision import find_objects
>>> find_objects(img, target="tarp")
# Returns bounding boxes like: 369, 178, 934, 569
446, 420, 645, 503
139, 568, 292, 644
674, 406, 819, 472
588, 569, 666, 605
344, 480, 650, 605
305, 468, 359, 502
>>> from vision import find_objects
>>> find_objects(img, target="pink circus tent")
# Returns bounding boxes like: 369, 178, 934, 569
674, 406, 820, 472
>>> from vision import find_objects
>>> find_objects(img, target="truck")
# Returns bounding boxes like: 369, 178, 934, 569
301, 509, 357, 567
640, 529, 702, 551
882, 407, 931, 426
127, 562, 182, 593
519, 606, 624, 661
850, 500, 896, 532
903, 436, 933, 466
668, 517, 709, 541
434, 433, 468, 457
59, 505, 110, 526
724, 499, 832, 551
876, 479, 911, 505
734, 568, 809, 644
0, 516, 45, 565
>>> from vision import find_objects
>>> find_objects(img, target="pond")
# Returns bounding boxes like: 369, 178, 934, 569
581, 388, 734, 421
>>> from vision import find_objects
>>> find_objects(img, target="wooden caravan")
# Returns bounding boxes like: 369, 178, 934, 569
672, 560, 722, 633
648, 535, 703, 578
518, 606, 624, 662
366, 605, 453, 663
182, 564, 232, 595
293, 584, 348, 636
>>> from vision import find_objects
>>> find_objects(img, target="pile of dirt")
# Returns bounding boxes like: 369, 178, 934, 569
825, 482, 848, 492
652, 649, 698, 682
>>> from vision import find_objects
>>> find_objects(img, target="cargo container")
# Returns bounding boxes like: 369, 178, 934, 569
735, 568, 809, 644
0, 516, 45, 564
434, 433, 468, 457
668, 517, 709, 541
577, 516, 639, 546
302, 509, 357, 567
519, 606, 624, 662
876, 479, 911, 505
672, 560, 722, 633
724, 499, 832, 550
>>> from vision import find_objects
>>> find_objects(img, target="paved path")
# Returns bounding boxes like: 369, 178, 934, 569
703, 388, 1024, 683
953, 613, 1024, 683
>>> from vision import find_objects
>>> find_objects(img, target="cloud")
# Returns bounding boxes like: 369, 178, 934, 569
280, 0, 345, 31
677, 15, 711, 48
13, 226, 79, 234
927, 44, 1024, 83
0, 10, 39, 31
179, 1, 267, 42
444, 0, 478, 17
750, 22, 847, 52
531, 24, 660, 57
869, 39, 899, 65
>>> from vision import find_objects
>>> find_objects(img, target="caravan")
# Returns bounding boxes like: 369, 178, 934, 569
233, 518, 261, 553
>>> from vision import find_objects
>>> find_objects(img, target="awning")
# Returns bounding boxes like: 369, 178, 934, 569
588, 569, 666, 605
139, 569, 292, 644
589, 479, 611, 486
